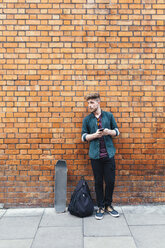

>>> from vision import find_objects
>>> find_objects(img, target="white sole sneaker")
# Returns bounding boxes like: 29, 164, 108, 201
108, 211, 119, 218
95, 215, 104, 220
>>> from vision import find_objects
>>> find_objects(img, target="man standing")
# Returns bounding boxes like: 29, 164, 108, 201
81, 93, 120, 220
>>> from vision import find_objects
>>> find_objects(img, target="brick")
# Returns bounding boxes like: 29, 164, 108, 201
152, 15, 165, 19
0, 0, 164, 208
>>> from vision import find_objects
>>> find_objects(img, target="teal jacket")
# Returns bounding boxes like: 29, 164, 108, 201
81, 111, 119, 159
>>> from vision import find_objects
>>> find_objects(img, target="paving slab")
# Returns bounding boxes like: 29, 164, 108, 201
4, 208, 44, 217
0, 239, 33, 248
130, 225, 165, 248
122, 205, 165, 214
84, 237, 137, 248
0, 216, 41, 239
0, 209, 6, 218
84, 213, 131, 237
40, 208, 82, 227
31, 227, 83, 248
122, 205, 165, 225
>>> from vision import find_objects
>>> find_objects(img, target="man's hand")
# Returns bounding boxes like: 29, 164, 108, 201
103, 128, 116, 136
86, 129, 103, 141
85, 128, 116, 142
95, 129, 104, 138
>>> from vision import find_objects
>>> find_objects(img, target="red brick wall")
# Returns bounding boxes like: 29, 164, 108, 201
0, 0, 164, 207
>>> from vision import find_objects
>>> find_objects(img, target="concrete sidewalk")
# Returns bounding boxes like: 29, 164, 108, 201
0, 205, 165, 248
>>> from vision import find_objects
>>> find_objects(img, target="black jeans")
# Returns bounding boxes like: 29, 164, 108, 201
91, 156, 116, 208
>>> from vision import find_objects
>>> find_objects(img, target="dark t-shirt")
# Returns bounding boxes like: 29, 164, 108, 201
97, 115, 108, 158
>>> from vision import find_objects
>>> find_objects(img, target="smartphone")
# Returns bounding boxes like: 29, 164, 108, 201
99, 128, 104, 131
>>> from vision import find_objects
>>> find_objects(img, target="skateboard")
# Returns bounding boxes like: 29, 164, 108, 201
54, 160, 67, 213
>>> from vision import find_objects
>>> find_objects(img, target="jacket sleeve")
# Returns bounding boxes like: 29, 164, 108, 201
81, 117, 89, 142
111, 114, 120, 136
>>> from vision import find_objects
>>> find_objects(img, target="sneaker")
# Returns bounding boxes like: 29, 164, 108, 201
95, 208, 104, 220
106, 206, 119, 217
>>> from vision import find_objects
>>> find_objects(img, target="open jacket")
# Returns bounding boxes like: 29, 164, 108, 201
81, 111, 119, 159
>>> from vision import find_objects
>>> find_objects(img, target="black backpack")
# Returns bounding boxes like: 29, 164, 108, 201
68, 177, 94, 218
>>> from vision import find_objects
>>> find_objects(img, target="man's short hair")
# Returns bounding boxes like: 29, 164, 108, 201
85, 92, 100, 101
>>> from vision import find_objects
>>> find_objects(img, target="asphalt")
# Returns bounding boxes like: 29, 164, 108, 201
0, 205, 165, 248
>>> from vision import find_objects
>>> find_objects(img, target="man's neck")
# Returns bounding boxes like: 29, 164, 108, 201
94, 108, 101, 118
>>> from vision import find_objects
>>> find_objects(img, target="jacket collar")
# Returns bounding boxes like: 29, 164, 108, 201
91, 110, 104, 118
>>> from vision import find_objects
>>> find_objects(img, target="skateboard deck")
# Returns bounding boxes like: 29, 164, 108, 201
54, 160, 67, 213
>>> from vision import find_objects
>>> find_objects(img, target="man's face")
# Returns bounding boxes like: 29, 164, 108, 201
87, 98, 100, 113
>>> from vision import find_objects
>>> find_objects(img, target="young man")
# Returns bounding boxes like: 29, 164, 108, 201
81, 93, 120, 220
